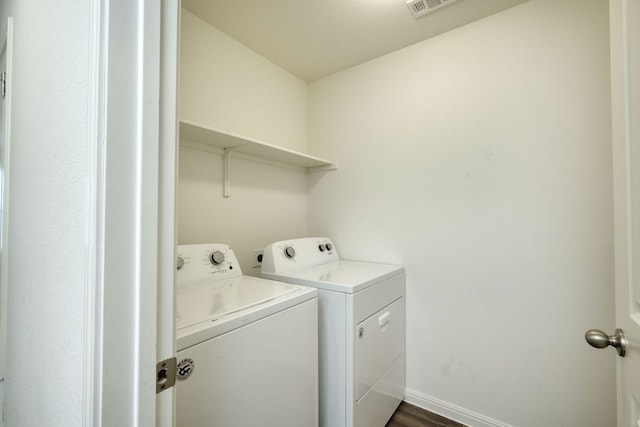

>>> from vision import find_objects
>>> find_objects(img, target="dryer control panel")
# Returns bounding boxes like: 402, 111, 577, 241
261, 237, 340, 274
177, 243, 242, 288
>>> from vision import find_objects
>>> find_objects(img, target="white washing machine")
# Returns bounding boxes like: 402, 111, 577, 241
261, 237, 405, 427
175, 243, 318, 427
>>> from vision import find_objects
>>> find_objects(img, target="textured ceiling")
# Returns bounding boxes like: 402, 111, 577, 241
182, 0, 530, 82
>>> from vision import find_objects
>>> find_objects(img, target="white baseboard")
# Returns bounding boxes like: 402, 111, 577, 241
403, 388, 514, 427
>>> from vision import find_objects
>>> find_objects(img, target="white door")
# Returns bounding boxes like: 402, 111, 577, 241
592, 1, 640, 426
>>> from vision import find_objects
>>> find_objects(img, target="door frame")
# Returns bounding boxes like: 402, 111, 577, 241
85, 0, 179, 425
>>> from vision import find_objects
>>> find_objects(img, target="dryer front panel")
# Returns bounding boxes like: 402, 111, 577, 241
355, 297, 404, 401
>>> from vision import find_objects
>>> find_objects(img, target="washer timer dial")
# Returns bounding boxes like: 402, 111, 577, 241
209, 250, 225, 265
284, 246, 296, 259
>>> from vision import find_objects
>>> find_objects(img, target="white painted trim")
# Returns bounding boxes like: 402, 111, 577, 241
135, 0, 162, 422
84, 0, 107, 424
404, 388, 514, 427
98, 0, 164, 424
156, 0, 180, 424
0, 16, 13, 383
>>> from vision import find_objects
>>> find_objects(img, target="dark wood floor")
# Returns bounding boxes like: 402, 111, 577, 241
386, 402, 467, 427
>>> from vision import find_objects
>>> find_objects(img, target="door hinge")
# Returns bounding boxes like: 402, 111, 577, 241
156, 357, 177, 393
0, 72, 5, 98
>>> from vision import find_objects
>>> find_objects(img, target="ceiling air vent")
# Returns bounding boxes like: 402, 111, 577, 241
406, 0, 458, 18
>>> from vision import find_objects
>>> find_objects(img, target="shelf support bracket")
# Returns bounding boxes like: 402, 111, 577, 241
223, 146, 245, 198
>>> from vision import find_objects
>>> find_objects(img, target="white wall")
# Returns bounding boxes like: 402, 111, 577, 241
179, 10, 310, 275
0, 1, 91, 425
308, 0, 614, 426
178, 146, 309, 276
180, 9, 308, 153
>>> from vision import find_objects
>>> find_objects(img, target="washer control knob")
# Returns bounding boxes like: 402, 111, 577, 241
284, 246, 296, 259
177, 256, 184, 271
325, 243, 333, 251
318, 244, 325, 252
209, 250, 225, 265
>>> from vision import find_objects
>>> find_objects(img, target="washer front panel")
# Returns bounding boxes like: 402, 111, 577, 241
176, 299, 319, 426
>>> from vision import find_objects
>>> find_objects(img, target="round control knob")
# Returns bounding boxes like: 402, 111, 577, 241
325, 243, 333, 251
209, 250, 225, 265
177, 256, 184, 270
318, 244, 325, 252
284, 246, 296, 259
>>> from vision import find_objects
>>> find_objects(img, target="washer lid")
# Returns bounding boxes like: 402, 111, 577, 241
261, 260, 404, 293
176, 275, 317, 350
176, 275, 303, 330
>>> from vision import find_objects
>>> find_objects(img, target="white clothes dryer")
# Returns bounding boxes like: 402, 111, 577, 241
261, 237, 405, 427
175, 243, 318, 427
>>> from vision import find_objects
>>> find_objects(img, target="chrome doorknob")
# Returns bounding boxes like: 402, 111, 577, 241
585, 328, 627, 357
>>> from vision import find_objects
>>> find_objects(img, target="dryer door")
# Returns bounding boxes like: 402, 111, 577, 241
355, 297, 404, 401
